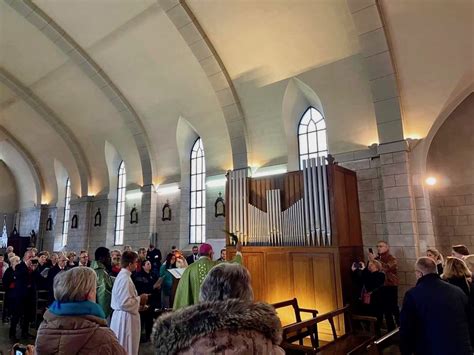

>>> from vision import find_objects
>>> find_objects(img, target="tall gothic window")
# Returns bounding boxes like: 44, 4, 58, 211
114, 161, 126, 245
190, 138, 206, 243
62, 178, 71, 246
298, 107, 327, 169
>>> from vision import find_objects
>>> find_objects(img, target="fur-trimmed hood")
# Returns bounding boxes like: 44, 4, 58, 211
152, 299, 282, 354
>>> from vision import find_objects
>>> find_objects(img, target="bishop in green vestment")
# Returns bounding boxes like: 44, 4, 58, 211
173, 242, 242, 309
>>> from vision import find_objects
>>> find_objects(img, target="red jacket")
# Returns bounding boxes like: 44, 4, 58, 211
376, 252, 399, 286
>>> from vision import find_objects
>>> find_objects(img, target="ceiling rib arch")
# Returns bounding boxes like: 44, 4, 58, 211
158, 0, 250, 169
0, 67, 90, 196
5, 0, 156, 187
0, 125, 44, 205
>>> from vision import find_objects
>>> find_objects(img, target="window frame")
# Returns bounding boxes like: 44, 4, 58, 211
297, 107, 328, 169
189, 137, 206, 244
114, 161, 126, 246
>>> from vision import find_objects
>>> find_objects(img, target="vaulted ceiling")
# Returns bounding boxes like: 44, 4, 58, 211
0, 0, 472, 207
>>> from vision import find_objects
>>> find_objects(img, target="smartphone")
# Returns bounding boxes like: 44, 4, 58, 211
13, 344, 27, 355
368, 248, 373, 254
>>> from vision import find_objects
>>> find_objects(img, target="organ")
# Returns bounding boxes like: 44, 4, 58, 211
226, 156, 364, 335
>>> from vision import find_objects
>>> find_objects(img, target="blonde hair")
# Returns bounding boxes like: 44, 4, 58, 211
442, 257, 472, 280
426, 247, 444, 264
368, 260, 382, 271
9, 256, 20, 267
463, 255, 474, 274
53, 267, 97, 302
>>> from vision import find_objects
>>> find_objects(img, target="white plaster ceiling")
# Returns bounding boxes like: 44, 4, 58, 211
187, 0, 360, 85
0, 1, 68, 85
380, 0, 474, 139
0, 98, 80, 203
0, 0, 471, 206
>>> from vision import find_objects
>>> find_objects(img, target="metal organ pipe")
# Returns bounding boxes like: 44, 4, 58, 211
322, 157, 331, 245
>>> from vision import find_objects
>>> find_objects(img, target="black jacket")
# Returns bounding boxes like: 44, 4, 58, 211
146, 248, 162, 269
400, 273, 472, 355
186, 254, 199, 265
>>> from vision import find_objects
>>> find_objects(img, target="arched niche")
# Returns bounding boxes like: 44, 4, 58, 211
0, 160, 18, 213
426, 93, 474, 251
282, 78, 325, 171
104, 141, 125, 199
0, 141, 38, 208
176, 116, 200, 185
54, 159, 70, 208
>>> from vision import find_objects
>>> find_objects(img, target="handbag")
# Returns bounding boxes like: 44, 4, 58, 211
361, 287, 372, 305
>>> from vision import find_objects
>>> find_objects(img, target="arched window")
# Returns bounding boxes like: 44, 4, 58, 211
190, 138, 206, 243
114, 161, 126, 245
298, 107, 327, 169
62, 178, 71, 246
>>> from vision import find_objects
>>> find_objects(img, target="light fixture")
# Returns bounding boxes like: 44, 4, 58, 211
425, 177, 437, 186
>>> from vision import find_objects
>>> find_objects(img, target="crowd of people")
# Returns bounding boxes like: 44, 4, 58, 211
352, 242, 474, 354
0, 243, 239, 354
2, 239, 474, 354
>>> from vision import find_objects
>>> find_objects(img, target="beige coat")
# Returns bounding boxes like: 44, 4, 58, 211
152, 299, 285, 354
35, 310, 126, 355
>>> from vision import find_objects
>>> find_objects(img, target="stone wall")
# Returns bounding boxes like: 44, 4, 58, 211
431, 184, 474, 256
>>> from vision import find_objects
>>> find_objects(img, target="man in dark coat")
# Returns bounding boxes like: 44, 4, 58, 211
186, 245, 199, 265
146, 244, 162, 275
400, 257, 472, 355
9, 250, 38, 341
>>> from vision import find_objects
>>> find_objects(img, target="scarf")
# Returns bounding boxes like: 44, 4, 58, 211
49, 300, 106, 319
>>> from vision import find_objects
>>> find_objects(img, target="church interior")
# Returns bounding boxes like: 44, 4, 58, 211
0, 0, 473, 354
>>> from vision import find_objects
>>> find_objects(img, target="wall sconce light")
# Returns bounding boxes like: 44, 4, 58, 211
425, 177, 437, 186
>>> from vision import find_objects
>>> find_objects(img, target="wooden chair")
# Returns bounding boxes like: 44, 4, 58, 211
281, 305, 377, 355
34, 289, 50, 327
272, 298, 319, 345
366, 327, 400, 355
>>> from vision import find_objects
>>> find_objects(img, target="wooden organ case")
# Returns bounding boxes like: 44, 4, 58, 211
226, 157, 364, 333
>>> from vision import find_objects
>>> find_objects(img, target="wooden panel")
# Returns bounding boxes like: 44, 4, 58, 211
248, 171, 304, 211
291, 254, 317, 317
242, 252, 266, 302
345, 173, 363, 247
266, 252, 293, 304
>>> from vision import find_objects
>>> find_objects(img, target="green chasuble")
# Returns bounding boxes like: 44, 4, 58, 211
173, 254, 242, 309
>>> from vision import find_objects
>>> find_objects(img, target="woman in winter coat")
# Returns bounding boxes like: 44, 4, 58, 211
152, 263, 284, 354
35, 267, 126, 355
352, 259, 385, 331
442, 256, 472, 297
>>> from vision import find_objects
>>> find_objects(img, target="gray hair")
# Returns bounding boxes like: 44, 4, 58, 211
53, 267, 97, 302
199, 263, 253, 303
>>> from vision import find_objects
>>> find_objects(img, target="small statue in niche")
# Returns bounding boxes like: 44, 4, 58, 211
162, 200, 171, 221
29, 229, 37, 247
10, 224, 19, 238
215, 192, 225, 217
130, 205, 138, 224
45, 217, 53, 231
94, 208, 102, 227
71, 215, 78, 229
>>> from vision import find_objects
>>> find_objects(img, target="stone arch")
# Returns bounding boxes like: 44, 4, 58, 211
6, 0, 156, 188
0, 141, 38, 208
0, 125, 43, 205
159, 0, 250, 169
